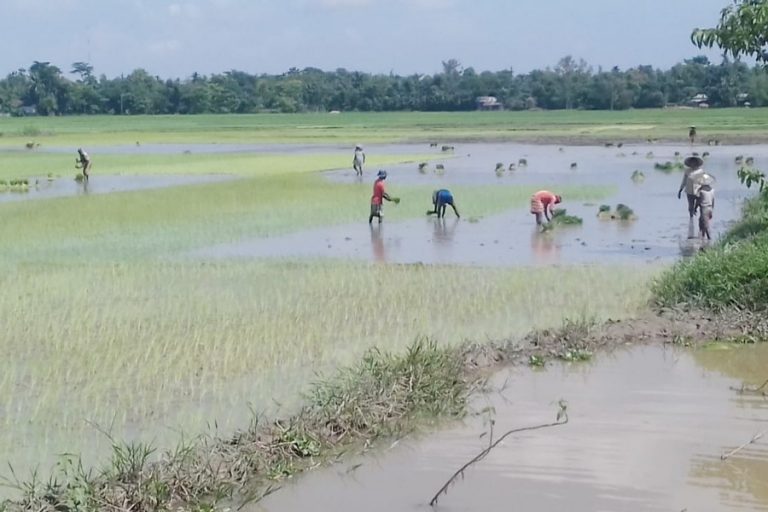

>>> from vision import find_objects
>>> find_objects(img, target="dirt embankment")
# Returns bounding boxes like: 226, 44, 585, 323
464, 308, 768, 372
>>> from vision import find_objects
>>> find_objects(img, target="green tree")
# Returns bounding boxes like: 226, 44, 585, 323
692, 0, 768, 64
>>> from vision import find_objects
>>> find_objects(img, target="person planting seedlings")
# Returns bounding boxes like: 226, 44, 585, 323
689, 125, 697, 145
369, 169, 399, 224
530, 190, 562, 227
678, 155, 706, 218
427, 189, 460, 219
697, 177, 715, 241
352, 144, 365, 176
75, 148, 91, 182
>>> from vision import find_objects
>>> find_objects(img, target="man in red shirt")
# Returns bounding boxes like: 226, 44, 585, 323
530, 190, 562, 226
369, 169, 399, 224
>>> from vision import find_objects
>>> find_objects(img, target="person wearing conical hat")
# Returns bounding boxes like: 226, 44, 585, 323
678, 155, 705, 218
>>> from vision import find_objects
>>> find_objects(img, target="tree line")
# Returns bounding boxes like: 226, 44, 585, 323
0, 55, 766, 116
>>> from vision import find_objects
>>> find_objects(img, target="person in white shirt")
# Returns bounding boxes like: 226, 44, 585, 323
697, 182, 715, 240
678, 155, 705, 218
353, 145, 365, 177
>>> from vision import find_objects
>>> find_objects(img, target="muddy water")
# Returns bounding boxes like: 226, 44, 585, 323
199, 143, 761, 266
257, 344, 768, 512
0, 174, 232, 203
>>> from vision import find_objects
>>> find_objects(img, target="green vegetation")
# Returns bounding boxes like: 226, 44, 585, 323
2, 55, 766, 117
654, 161, 685, 172
550, 208, 584, 226
598, 204, 638, 221
654, 191, 768, 310
2, 108, 768, 148
0, 340, 472, 511
631, 170, 645, 183
692, 0, 768, 65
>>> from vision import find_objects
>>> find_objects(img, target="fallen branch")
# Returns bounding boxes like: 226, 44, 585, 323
721, 429, 768, 461
730, 378, 768, 395
429, 402, 568, 507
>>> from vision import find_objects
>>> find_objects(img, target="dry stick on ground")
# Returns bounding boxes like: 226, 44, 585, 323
730, 378, 768, 395
429, 402, 569, 508
721, 429, 768, 461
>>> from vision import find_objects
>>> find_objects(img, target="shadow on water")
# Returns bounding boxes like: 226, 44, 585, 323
195, 142, 762, 267
255, 345, 768, 512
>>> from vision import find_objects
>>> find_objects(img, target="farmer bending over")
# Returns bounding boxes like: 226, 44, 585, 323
75, 148, 91, 182
353, 144, 366, 176
530, 190, 561, 225
678, 156, 705, 218
369, 169, 399, 224
427, 189, 460, 219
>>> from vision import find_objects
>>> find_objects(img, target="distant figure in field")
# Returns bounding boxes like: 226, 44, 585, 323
688, 126, 697, 145
530, 190, 562, 226
427, 189, 460, 219
75, 148, 91, 182
697, 180, 715, 240
353, 144, 366, 176
678, 156, 705, 218
369, 170, 399, 224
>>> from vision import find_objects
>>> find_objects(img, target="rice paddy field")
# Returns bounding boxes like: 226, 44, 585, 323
0, 110, 762, 484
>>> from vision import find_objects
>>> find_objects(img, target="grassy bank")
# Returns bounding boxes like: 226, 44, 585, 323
1, 109, 767, 147
653, 190, 768, 310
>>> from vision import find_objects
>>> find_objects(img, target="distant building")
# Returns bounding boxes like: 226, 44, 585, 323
688, 93, 709, 107
18, 105, 37, 116
476, 96, 503, 111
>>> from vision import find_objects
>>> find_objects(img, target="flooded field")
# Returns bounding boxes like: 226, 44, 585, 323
0, 174, 231, 203
199, 143, 760, 266
258, 344, 768, 512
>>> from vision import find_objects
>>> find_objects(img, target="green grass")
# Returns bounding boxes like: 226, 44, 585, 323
0, 151, 435, 180
0, 260, 657, 474
1, 109, 767, 146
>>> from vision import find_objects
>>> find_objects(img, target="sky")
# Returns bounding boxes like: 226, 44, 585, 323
0, 0, 731, 79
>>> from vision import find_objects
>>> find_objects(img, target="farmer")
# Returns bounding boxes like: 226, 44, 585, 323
75, 148, 91, 182
369, 169, 399, 224
530, 190, 562, 226
697, 178, 715, 240
678, 155, 706, 218
688, 126, 697, 145
353, 144, 366, 176
427, 189, 460, 219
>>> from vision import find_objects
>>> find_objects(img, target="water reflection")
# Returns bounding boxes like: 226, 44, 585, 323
530, 229, 560, 264
432, 218, 458, 246
370, 224, 386, 263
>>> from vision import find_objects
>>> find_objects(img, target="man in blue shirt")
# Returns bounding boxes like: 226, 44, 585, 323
427, 189, 460, 219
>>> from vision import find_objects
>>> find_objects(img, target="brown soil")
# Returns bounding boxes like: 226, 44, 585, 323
463, 308, 768, 372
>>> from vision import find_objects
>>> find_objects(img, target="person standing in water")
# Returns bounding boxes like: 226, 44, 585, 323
688, 126, 697, 145
530, 190, 562, 226
75, 148, 91, 182
427, 189, 460, 219
353, 144, 366, 177
369, 169, 399, 224
678, 155, 706, 218
697, 179, 715, 241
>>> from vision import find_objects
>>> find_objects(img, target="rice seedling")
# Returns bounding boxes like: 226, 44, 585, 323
654, 161, 684, 173
570, 162, 578, 169
518, 158, 527, 167
598, 204, 611, 213
435, 163, 446, 176
646, 151, 654, 159
631, 170, 645, 183
508, 163, 516, 171
746, 157, 755, 166
615, 203, 636, 220
0, 260, 656, 475
735, 155, 744, 165
549, 208, 583, 226
418, 162, 429, 174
